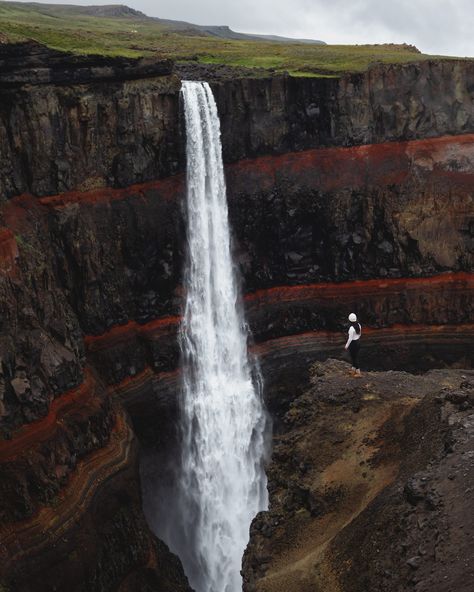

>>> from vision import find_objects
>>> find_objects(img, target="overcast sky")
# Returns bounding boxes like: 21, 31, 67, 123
20, 0, 474, 56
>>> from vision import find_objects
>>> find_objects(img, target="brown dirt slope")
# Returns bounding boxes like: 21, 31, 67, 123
243, 359, 474, 592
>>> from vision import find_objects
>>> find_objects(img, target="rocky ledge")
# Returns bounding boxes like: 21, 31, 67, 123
0, 41, 173, 87
243, 359, 474, 592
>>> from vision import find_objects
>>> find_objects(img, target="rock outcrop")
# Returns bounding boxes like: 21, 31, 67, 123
242, 359, 474, 592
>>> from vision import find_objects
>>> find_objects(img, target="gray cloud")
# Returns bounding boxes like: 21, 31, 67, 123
15, 0, 474, 55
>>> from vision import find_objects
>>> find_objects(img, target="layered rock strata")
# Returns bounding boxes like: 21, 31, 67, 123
0, 44, 472, 199
0, 45, 472, 590
2, 133, 471, 432
0, 363, 191, 591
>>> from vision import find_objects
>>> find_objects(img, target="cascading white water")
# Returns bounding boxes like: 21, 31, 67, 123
169, 80, 270, 592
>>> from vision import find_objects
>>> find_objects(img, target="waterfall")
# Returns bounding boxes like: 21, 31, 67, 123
167, 80, 270, 592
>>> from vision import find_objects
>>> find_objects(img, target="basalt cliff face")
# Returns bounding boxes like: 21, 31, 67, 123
0, 43, 473, 590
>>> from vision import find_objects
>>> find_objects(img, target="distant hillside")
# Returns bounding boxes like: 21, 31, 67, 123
0, 2, 325, 43
156, 19, 325, 45
0, 0, 446, 76
2, 2, 147, 17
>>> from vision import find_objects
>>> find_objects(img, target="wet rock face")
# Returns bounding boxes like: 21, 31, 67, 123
242, 360, 474, 592
227, 153, 474, 288
46, 187, 184, 334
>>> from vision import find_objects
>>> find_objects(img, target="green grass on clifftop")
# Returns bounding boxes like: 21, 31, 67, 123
0, 1, 457, 75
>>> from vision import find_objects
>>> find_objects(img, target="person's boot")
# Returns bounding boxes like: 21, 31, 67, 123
354, 368, 362, 378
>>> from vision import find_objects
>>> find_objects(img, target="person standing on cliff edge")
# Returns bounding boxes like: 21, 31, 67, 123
345, 313, 362, 376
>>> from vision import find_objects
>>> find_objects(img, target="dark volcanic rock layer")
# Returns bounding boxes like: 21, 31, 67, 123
0, 44, 472, 590
0, 44, 472, 199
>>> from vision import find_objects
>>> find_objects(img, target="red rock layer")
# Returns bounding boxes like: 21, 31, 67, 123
33, 134, 474, 210
0, 409, 132, 572
107, 323, 474, 406
84, 317, 180, 352
83, 272, 473, 354
0, 370, 94, 463
0, 228, 19, 276
38, 175, 183, 208
253, 323, 474, 359
225, 134, 474, 195
245, 272, 472, 307
0, 368, 115, 529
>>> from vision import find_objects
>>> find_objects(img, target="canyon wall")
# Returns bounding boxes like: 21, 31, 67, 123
1, 45, 473, 198
0, 43, 473, 590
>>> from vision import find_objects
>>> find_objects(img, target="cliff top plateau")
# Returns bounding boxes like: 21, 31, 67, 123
0, 0, 464, 77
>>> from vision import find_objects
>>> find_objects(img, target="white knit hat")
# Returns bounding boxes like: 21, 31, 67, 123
348, 313, 357, 322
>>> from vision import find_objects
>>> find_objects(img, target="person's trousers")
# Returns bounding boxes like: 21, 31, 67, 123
349, 340, 360, 370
